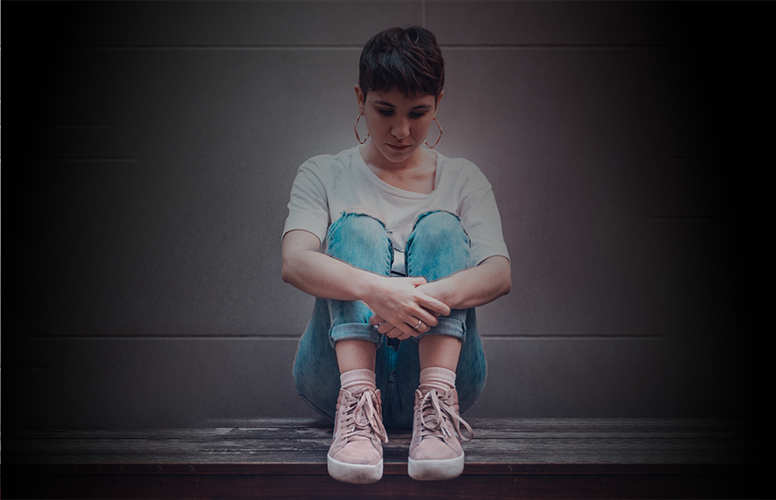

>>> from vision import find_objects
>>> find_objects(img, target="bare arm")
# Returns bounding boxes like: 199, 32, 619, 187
417, 256, 512, 310
281, 229, 451, 337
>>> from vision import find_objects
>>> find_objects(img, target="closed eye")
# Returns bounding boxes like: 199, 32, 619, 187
378, 109, 427, 119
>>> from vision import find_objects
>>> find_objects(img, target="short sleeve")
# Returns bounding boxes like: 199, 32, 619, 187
458, 166, 511, 266
282, 161, 330, 245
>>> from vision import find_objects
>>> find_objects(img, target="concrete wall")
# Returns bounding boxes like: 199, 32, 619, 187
6, 1, 769, 428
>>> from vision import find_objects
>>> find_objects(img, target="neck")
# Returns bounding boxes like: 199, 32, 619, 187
361, 143, 427, 173
359, 145, 437, 194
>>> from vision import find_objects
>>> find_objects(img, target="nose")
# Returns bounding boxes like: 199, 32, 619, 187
391, 117, 410, 141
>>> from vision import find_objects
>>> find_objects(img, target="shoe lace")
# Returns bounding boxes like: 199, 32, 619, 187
419, 389, 473, 442
341, 390, 388, 444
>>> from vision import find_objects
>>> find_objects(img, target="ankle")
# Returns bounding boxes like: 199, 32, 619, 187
340, 368, 377, 395
419, 366, 456, 394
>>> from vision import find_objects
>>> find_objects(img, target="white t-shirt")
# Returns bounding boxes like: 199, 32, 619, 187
283, 146, 510, 274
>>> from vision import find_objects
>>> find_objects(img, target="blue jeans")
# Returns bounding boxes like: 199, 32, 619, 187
293, 209, 487, 429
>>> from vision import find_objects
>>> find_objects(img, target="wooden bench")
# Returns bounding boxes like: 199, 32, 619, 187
3, 418, 767, 499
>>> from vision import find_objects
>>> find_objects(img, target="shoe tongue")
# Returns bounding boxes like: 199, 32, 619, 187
345, 384, 376, 398
419, 384, 452, 396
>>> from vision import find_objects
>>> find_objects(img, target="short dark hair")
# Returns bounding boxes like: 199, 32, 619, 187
358, 26, 445, 101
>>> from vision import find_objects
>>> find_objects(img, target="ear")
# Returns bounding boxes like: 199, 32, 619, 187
355, 85, 366, 112
434, 91, 444, 114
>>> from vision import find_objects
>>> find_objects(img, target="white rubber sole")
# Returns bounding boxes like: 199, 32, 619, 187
327, 454, 383, 484
408, 453, 465, 481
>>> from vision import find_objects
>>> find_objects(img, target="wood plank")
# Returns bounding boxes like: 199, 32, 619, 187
4, 471, 763, 499
7, 461, 752, 476
4, 419, 768, 499
8, 438, 753, 463
7, 418, 757, 468
9, 417, 757, 439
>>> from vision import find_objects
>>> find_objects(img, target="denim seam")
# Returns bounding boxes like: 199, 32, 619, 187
329, 322, 384, 349
297, 391, 334, 422
388, 339, 398, 382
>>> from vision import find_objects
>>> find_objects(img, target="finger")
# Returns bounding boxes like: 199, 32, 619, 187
407, 318, 431, 335
385, 327, 413, 341
369, 314, 385, 326
385, 326, 404, 338
404, 323, 425, 339
406, 318, 422, 333
394, 322, 419, 338
410, 306, 444, 328
378, 321, 395, 335
416, 296, 451, 319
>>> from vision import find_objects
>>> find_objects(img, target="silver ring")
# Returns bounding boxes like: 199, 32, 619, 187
374, 321, 386, 329
414, 319, 423, 330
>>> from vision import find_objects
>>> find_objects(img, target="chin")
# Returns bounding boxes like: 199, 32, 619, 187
383, 144, 418, 160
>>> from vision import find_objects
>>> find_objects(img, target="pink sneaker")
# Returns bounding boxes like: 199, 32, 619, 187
408, 388, 473, 481
327, 388, 388, 484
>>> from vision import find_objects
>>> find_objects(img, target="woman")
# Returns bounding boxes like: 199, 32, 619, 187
281, 26, 511, 484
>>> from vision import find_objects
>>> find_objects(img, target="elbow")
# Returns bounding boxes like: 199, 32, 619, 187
280, 260, 294, 285
500, 260, 512, 297
502, 277, 512, 297
498, 273, 511, 298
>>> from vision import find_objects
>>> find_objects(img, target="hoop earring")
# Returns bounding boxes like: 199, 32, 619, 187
354, 114, 369, 145
424, 117, 443, 149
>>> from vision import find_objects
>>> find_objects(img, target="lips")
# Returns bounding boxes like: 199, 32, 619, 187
387, 143, 411, 151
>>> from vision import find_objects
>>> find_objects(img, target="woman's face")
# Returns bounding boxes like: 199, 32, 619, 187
356, 86, 443, 167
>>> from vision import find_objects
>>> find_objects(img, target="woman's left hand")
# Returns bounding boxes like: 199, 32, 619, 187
369, 313, 432, 340
369, 279, 450, 339
367, 256, 512, 339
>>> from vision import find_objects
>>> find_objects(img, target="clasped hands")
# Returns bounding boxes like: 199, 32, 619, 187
366, 276, 450, 341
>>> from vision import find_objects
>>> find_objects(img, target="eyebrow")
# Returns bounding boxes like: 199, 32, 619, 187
373, 100, 432, 110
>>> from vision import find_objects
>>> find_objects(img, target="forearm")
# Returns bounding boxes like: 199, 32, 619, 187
281, 246, 378, 302
281, 229, 375, 302
419, 256, 511, 310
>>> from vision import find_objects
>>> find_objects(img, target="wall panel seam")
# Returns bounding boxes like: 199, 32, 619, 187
51, 44, 685, 51
22, 335, 664, 340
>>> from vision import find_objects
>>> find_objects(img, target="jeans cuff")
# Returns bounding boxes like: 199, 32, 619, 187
329, 323, 383, 349
414, 316, 467, 343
